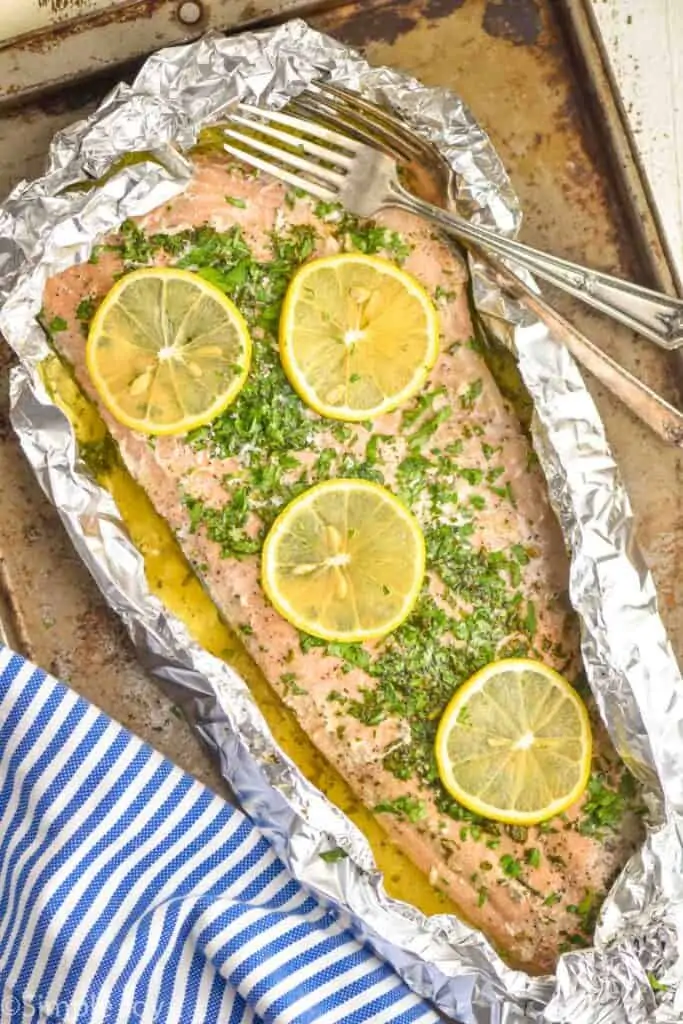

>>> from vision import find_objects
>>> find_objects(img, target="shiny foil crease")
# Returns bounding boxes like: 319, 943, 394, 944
0, 20, 681, 1024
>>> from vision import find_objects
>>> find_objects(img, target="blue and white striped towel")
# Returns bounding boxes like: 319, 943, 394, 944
0, 645, 441, 1024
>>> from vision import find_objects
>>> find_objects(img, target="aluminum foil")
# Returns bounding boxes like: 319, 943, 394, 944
0, 20, 682, 1024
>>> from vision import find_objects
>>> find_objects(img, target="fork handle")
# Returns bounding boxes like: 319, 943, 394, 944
482, 250, 683, 447
390, 182, 683, 351
388, 184, 683, 446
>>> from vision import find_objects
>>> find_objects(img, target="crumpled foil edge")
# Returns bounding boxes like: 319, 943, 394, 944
0, 20, 682, 1024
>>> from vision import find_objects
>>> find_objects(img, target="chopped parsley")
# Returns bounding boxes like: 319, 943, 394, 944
333, 211, 413, 263
314, 199, 343, 221
48, 315, 68, 334
567, 889, 598, 934
111, 219, 158, 263
407, 408, 451, 451
75, 295, 98, 332
499, 854, 522, 879
319, 848, 348, 863
401, 387, 446, 430
481, 441, 500, 461
460, 379, 483, 411
79, 435, 119, 478
183, 489, 263, 559
374, 795, 427, 823
280, 672, 307, 697
578, 773, 635, 837
458, 467, 483, 486
182, 226, 323, 466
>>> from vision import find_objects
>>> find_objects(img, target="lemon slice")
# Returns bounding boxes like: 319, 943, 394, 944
86, 267, 251, 435
435, 659, 592, 826
280, 253, 439, 422
261, 478, 425, 642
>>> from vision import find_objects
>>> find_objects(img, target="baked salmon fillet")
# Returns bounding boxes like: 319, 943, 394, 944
43, 153, 642, 973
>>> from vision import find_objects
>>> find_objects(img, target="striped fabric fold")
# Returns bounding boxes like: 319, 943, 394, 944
0, 645, 440, 1024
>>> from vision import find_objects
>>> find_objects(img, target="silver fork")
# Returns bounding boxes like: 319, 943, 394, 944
224, 95, 683, 353
290, 83, 683, 447
223, 92, 683, 445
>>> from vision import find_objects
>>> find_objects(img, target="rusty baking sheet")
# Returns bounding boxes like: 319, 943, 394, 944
0, 0, 681, 787
0, 0, 134, 46
561, 0, 681, 299
0, 0, 349, 109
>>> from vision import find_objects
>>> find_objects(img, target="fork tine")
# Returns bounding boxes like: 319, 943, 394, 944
223, 126, 346, 187
301, 82, 426, 161
230, 111, 354, 169
222, 141, 337, 201
318, 83, 424, 144
317, 82, 427, 159
237, 103, 360, 153
290, 92, 390, 153
291, 90, 415, 167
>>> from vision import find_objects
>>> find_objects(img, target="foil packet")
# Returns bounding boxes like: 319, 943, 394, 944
1, 20, 682, 1024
